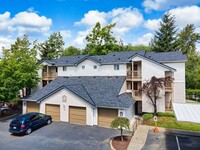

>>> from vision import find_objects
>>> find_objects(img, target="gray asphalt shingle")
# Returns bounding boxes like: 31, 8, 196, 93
25, 76, 134, 109
53, 50, 187, 66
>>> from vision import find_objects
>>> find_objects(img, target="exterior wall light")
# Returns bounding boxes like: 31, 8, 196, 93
62, 95, 67, 102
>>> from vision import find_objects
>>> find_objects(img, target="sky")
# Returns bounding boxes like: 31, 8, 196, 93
0, 0, 200, 56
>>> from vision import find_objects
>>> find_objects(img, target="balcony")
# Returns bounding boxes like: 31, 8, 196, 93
126, 71, 142, 81
42, 72, 58, 80
165, 83, 172, 92
132, 90, 142, 101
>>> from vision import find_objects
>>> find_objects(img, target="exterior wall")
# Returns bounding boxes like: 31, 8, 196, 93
31, 69, 43, 94
124, 104, 135, 122
119, 81, 127, 95
164, 62, 186, 103
58, 59, 126, 76
132, 56, 169, 113
40, 89, 94, 126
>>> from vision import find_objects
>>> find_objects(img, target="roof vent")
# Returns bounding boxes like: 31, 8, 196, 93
78, 76, 81, 78
66, 61, 68, 62
118, 58, 121, 60
93, 76, 96, 78
63, 76, 69, 78
113, 54, 115, 56
78, 56, 80, 58
108, 76, 112, 78
116, 77, 118, 78
99, 59, 101, 61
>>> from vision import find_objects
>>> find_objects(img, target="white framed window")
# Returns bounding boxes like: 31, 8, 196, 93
114, 64, 119, 70
93, 65, 97, 69
82, 66, 85, 69
63, 66, 67, 71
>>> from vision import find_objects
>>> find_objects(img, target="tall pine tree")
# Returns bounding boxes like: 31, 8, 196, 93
150, 13, 179, 52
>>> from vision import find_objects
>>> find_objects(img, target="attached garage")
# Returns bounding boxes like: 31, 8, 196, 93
26, 101, 39, 113
98, 108, 118, 128
69, 106, 86, 125
45, 104, 60, 121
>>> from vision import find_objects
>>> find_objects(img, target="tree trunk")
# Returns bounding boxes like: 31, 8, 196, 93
154, 104, 157, 116
120, 128, 123, 141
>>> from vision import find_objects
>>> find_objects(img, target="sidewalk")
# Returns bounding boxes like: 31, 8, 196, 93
127, 125, 200, 150
127, 125, 154, 150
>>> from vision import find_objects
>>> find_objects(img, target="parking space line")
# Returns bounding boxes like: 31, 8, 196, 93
176, 136, 181, 150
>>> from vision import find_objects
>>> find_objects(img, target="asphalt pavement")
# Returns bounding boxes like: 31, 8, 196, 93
0, 118, 131, 150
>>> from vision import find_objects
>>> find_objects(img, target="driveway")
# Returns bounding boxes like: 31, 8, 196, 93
142, 130, 200, 150
0, 119, 131, 150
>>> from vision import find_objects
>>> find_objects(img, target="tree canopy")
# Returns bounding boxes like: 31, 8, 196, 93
0, 35, 39, 101
150, 13, 179, 52
37, 32, 65, 60
62, 46, 81, 56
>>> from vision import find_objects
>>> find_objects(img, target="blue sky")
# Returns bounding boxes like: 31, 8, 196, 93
0, 0, 200, 54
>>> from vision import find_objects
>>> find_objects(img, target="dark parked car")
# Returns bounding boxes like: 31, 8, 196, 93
9, 112, 52, 135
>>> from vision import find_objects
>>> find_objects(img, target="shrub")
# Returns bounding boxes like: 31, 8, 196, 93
142, 113, 153, 120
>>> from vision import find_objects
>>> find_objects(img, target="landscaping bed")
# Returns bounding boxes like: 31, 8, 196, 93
112, 135, 132, 150
142, 112, 200, 132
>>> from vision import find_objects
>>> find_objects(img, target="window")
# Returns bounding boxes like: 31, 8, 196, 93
63, 66, 67, 71
82, 66, 85, 69
93, 65, 97, 69
114, 64, 119, 70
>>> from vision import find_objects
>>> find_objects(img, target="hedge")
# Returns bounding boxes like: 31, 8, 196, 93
186, 89, 200, 95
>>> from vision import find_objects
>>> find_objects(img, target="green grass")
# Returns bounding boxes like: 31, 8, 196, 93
186, 99, 200, 104
143, 112, 200, 132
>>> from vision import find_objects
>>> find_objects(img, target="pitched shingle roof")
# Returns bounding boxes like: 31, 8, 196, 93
24, 76, 134, 109
53, 50, 187, 66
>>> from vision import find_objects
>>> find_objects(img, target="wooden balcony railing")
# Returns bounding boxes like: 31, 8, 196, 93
165, 83, 172, 91
132, 90, 142, 100
126, 71, 142, 80
42, 72, 57, 79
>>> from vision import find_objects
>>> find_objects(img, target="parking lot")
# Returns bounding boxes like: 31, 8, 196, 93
0, 118, 129, 150
142, 130, 200, 150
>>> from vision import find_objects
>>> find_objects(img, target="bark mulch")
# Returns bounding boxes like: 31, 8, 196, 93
112, 135, 132, 150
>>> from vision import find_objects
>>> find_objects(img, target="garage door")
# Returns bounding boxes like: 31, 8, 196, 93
45, 104, 60, 121
69, 106, 86, 125
26, 101, 39, 113
98, 108, 118, 128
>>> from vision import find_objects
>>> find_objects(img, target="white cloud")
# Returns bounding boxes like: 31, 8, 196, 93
144, 19, 161, 31
75, 10, 107, 26
60, 30, 72, 39
74, 7, 144, 46
169, 6, 200, 28
0, 11, 52, 36
73, 29, 90, 47
143, 0, 200, 12
0, 36, 15, 57
133, 33, 154, 46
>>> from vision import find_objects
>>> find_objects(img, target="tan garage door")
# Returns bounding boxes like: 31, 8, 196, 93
69, 106, 86, 125
45, 104, 60, 121
26, 101, 39, 113
98, 108, 118, 128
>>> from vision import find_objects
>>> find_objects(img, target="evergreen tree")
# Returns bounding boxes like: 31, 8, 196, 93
150, 13, 179, 52
37, 32, 65, 60
178, 24, 200, 56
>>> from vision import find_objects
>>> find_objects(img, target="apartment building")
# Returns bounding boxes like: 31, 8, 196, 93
23, 50, 187, 127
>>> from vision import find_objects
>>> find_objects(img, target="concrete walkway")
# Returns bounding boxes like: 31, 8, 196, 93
127, 125, 155, 150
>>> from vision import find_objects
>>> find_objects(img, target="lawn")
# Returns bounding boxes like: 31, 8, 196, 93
186, 99, 200, 104
142, 112, 200, 132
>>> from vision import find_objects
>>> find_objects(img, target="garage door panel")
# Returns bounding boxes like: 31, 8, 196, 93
69, 106, 86, 125
98, 108, 118, 128
45, 104, 60, 121
26, 102, 39, 113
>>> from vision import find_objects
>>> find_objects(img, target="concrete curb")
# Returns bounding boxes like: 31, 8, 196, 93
160, 128, 200, 137
109, 137, 116, 150
0, 114, 18, 121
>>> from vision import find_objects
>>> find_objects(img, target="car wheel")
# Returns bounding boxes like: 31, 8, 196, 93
25, 128, 32, 135
1, 110, 7, 115
47, 119, 52, 125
